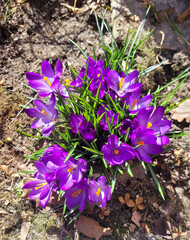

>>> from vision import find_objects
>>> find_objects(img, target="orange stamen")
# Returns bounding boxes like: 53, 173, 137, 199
119, 77, 124, 89
35, 182, 47, 190
137, 141, 145, 146
114, 149, 119, 154
67, 165, 74, 172
44, 76, 51, 86
41, 110, 49, 116
132, 100, 137, 110
147, 122, 152, 129
96, 188, 101, 196
72, 189, 82, 197
65, 79, 71, 85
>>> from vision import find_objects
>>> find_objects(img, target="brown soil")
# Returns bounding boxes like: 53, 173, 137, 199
0, 0, 189, 239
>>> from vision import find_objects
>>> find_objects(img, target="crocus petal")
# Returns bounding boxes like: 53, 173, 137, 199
26, 72, 43, 81
51, 77, 60, 90
41, 60, 54, 78
136, 148, 152, 163
48, 93, 56, 110
127, 83, 142, 93
137, 108, 150, 127
151, 120, 171, 135
31, 118, 44, 128
34, 99, 49, 112
35, 162, 48, 175
156, 135, 170, 145
145, 144, 163, 155
149, 106, 165, 123
25, 108, 42, 118
40, 184, 51, 200
42, 123, 54, 137
108, 135, 119, 146
55, 59, 62, 78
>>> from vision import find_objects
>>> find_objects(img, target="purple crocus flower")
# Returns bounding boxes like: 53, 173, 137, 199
131, 127, 164, 163
39, 144, 68, 166
56, 157, 87, 191
119, 119, 134, 137
97, 105, 120, 131
26, 59, 68, 98
63, 178, 89, 212
136, 106, 171, 145
70, 113, 86, 134
122, 89, 153, 113
89, 78, 107, 99
25, 94, 58, 137
22, 161, 58, 208
69, 67, 85, 89
102, 135, 134, 165
106, 70, 141, 98
87, 176, 111, 208
81, 121, 96, 142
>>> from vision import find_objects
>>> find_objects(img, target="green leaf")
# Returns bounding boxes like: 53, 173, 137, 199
147, 163, 165, 200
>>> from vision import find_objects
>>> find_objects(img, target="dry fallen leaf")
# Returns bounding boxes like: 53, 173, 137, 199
20, 222, 31, 240
177, 6, 190, 24
74, 215, 112, 240
131, 210, 141, 228
119, 194, 145, 211
170, 99, 190, 123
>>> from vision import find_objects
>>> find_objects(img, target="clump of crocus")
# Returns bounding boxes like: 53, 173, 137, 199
23, 57, 173, 214
25, 94, 58, 137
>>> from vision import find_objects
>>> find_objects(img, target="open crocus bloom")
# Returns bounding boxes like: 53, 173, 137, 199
102, 135, 134, 165
26, 59, 69, 98
87, 176, 111, 208
25, 94, 58, 137
22, 161, 58, 208
63, 178, 89, 212
56, 157, 87, 191
122, 89, 153, 113
131, 127, 164, 163
107, 70, 141, 98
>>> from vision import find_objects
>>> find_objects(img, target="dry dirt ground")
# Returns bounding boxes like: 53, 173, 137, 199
0, 0, 190, 239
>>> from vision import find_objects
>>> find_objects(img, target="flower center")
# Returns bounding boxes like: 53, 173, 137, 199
35, 182, 47, 190
79, 122, 81, 126
114, 149, 119, 154
65, 79, 71, 85
132, 100, 137, 110
119, 77, 124, 89
147, 122, 152, 129
137, 141, 145, 146
41, 110, 49, 116
67, 165, 74, 172
72, 189, 82, 197
97, 74, 101, 77
96, 188, 101, 196
125, 128, 129, 132
44, 76, 52, 86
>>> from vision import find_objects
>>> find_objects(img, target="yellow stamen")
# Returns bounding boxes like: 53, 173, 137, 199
132, 100, 137, 110
72, 189, 82, 197
137, 141, 144, 146
65, 79, 71, 85
67, 165, 74, 172
35, 182, 47, 190
96, 188, 101, 196
79, 122, 81, 126
147, 122, 152, 129
119, 77, 124, 89
114, 149, 119, 155
41, 110, 49, 116
97, 74, 101, 77
44, 76, 52, 86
